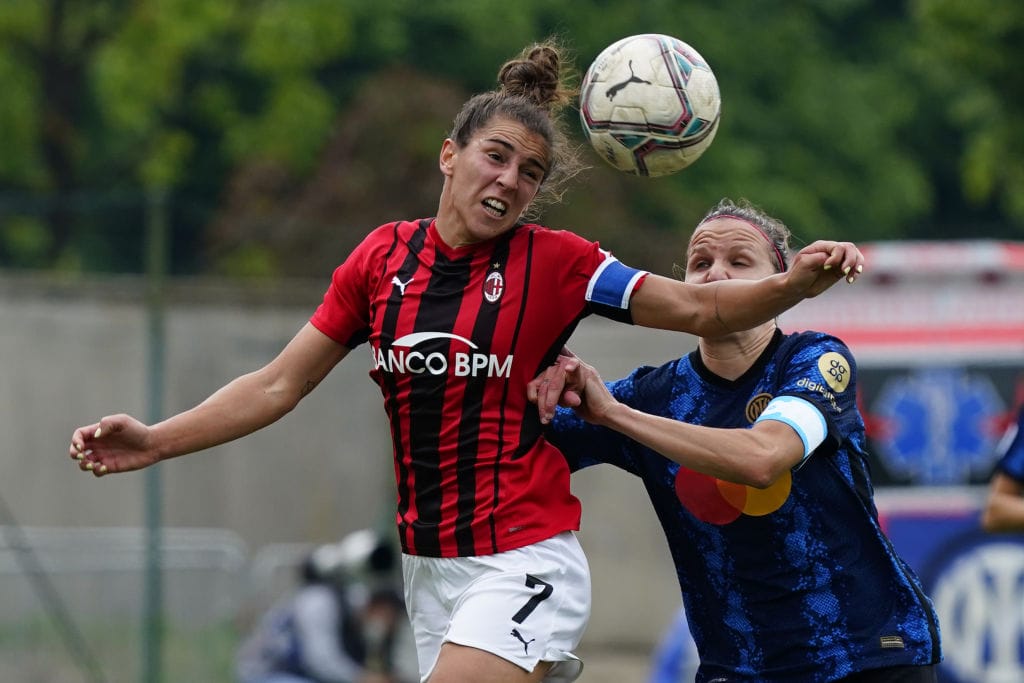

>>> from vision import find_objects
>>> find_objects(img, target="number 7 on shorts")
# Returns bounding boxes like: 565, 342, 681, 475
512, 574, 553, 624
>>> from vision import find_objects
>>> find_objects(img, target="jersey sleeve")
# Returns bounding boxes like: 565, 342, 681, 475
995, 408, 1024, 483
539, 228, 648, 324
309, 228, 382, 349
547, 374, 645, 475
585, 253, 649, 322
771, 334, 862, 459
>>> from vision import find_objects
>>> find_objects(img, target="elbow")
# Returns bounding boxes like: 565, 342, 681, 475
734, 427, 805, 488
254, 370, 306, 419
268, 388, 303, 417
725, 459, 783, 489
740, 445, 793, 489
744, 464, 785, 490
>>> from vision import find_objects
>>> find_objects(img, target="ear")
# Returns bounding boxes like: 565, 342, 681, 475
439, 138, 456, 177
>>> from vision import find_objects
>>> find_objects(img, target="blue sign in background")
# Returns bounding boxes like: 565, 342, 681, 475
880, 497, 1024, 683
860, 366, 1024, 486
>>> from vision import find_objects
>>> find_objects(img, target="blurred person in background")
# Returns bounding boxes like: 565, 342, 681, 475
531, 199, 940, 683
646, 608, 698, 683
237, 528, 418, 683
68, 38, 862, 683
981, 406, 1024, 532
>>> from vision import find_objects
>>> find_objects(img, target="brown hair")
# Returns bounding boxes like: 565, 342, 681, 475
448, 39, 586, 214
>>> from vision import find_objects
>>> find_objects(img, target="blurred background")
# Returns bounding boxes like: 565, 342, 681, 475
1, 1, 1022, 681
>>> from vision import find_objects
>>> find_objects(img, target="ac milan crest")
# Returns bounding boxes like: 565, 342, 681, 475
483, 271, 504, 303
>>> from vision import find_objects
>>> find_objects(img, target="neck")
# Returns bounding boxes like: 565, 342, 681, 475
698, 323, 777, 381
433, 189, 464, 248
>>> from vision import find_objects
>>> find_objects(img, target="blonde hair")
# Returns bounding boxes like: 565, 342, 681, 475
686, 198, 793, 274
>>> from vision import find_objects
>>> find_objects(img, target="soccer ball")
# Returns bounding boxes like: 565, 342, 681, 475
579, 34, 721, 177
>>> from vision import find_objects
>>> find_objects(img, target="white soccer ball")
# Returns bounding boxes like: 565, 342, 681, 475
579, 33, 721, 177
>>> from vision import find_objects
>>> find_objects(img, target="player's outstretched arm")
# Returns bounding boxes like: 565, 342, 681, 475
561, 359, 805, 486
981, 473, 1024, 533
630, 240, 864, 335
68, 323, 349, 477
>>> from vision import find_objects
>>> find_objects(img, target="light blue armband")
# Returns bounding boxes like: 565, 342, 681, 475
755, 395, 827, 461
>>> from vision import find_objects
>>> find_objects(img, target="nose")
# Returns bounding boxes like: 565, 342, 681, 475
496, 165, 518, 190
704, 263, 730, 283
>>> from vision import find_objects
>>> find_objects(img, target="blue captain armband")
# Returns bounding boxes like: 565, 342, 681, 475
586, 257, 648, 310
755, 395, 827, 461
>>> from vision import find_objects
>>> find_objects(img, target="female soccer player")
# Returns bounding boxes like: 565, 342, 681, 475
68, 42, 863, 683
532, 198, 941, 683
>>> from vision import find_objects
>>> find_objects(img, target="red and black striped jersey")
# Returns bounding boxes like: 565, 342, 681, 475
311, 219, 644, 557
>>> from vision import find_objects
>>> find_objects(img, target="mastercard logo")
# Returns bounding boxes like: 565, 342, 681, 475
674, 466, 792, 525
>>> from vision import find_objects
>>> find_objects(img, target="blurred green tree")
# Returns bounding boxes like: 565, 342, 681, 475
911, 0, 1024, 234
0, 0, 1019, 277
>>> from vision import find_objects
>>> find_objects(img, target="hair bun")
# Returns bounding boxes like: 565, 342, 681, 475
497, 42, 571, 112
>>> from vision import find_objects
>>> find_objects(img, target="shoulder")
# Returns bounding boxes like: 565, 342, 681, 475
614, 358, 685, 404
781, 329, 853, 353
292, 584, 341, 619
514, 224, 618, 285
364, 218, 430, 245
779, 330, 857, 370
339, 219, 430, 268
776, 331, 859, 409
519, 222, 599, 251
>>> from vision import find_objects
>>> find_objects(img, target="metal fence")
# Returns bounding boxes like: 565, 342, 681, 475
0, 526, 256, 683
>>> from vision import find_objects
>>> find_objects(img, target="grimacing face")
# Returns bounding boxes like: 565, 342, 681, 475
685, 218, 779, 284
436, 117, 550, 248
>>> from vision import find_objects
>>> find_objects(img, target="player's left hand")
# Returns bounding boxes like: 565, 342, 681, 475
527, 350, 583, 423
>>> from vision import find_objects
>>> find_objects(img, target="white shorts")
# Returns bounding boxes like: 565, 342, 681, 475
402, 531, 591, 683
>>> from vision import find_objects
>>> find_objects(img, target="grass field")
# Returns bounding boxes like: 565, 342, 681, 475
0, 619, 237, 683
0, 619, 655, 682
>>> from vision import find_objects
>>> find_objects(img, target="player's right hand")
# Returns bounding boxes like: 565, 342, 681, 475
69, 414, 159, 477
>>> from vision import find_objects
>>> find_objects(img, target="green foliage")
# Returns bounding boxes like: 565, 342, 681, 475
241, 0, 354, 74
1, 216, 51, 266
912, 0, 1024, 228
0, 0, 1020, 275
214, 242, 279, 278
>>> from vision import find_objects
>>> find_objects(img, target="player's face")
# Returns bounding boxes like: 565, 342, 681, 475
684, 218, 779, 284
435, 117, 549, 247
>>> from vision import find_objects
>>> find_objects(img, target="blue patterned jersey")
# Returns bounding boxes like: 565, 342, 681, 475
549, 329, 941, 682
994, 407, 1024, 483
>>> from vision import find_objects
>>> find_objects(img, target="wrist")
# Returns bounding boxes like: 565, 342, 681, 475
773, 270, 804, 301
598, 401, 631, 431
713, 275, 794, 335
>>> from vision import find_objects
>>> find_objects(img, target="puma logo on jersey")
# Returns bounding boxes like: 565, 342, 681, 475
391, 275, 414, 296
511, 628, 535, 655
